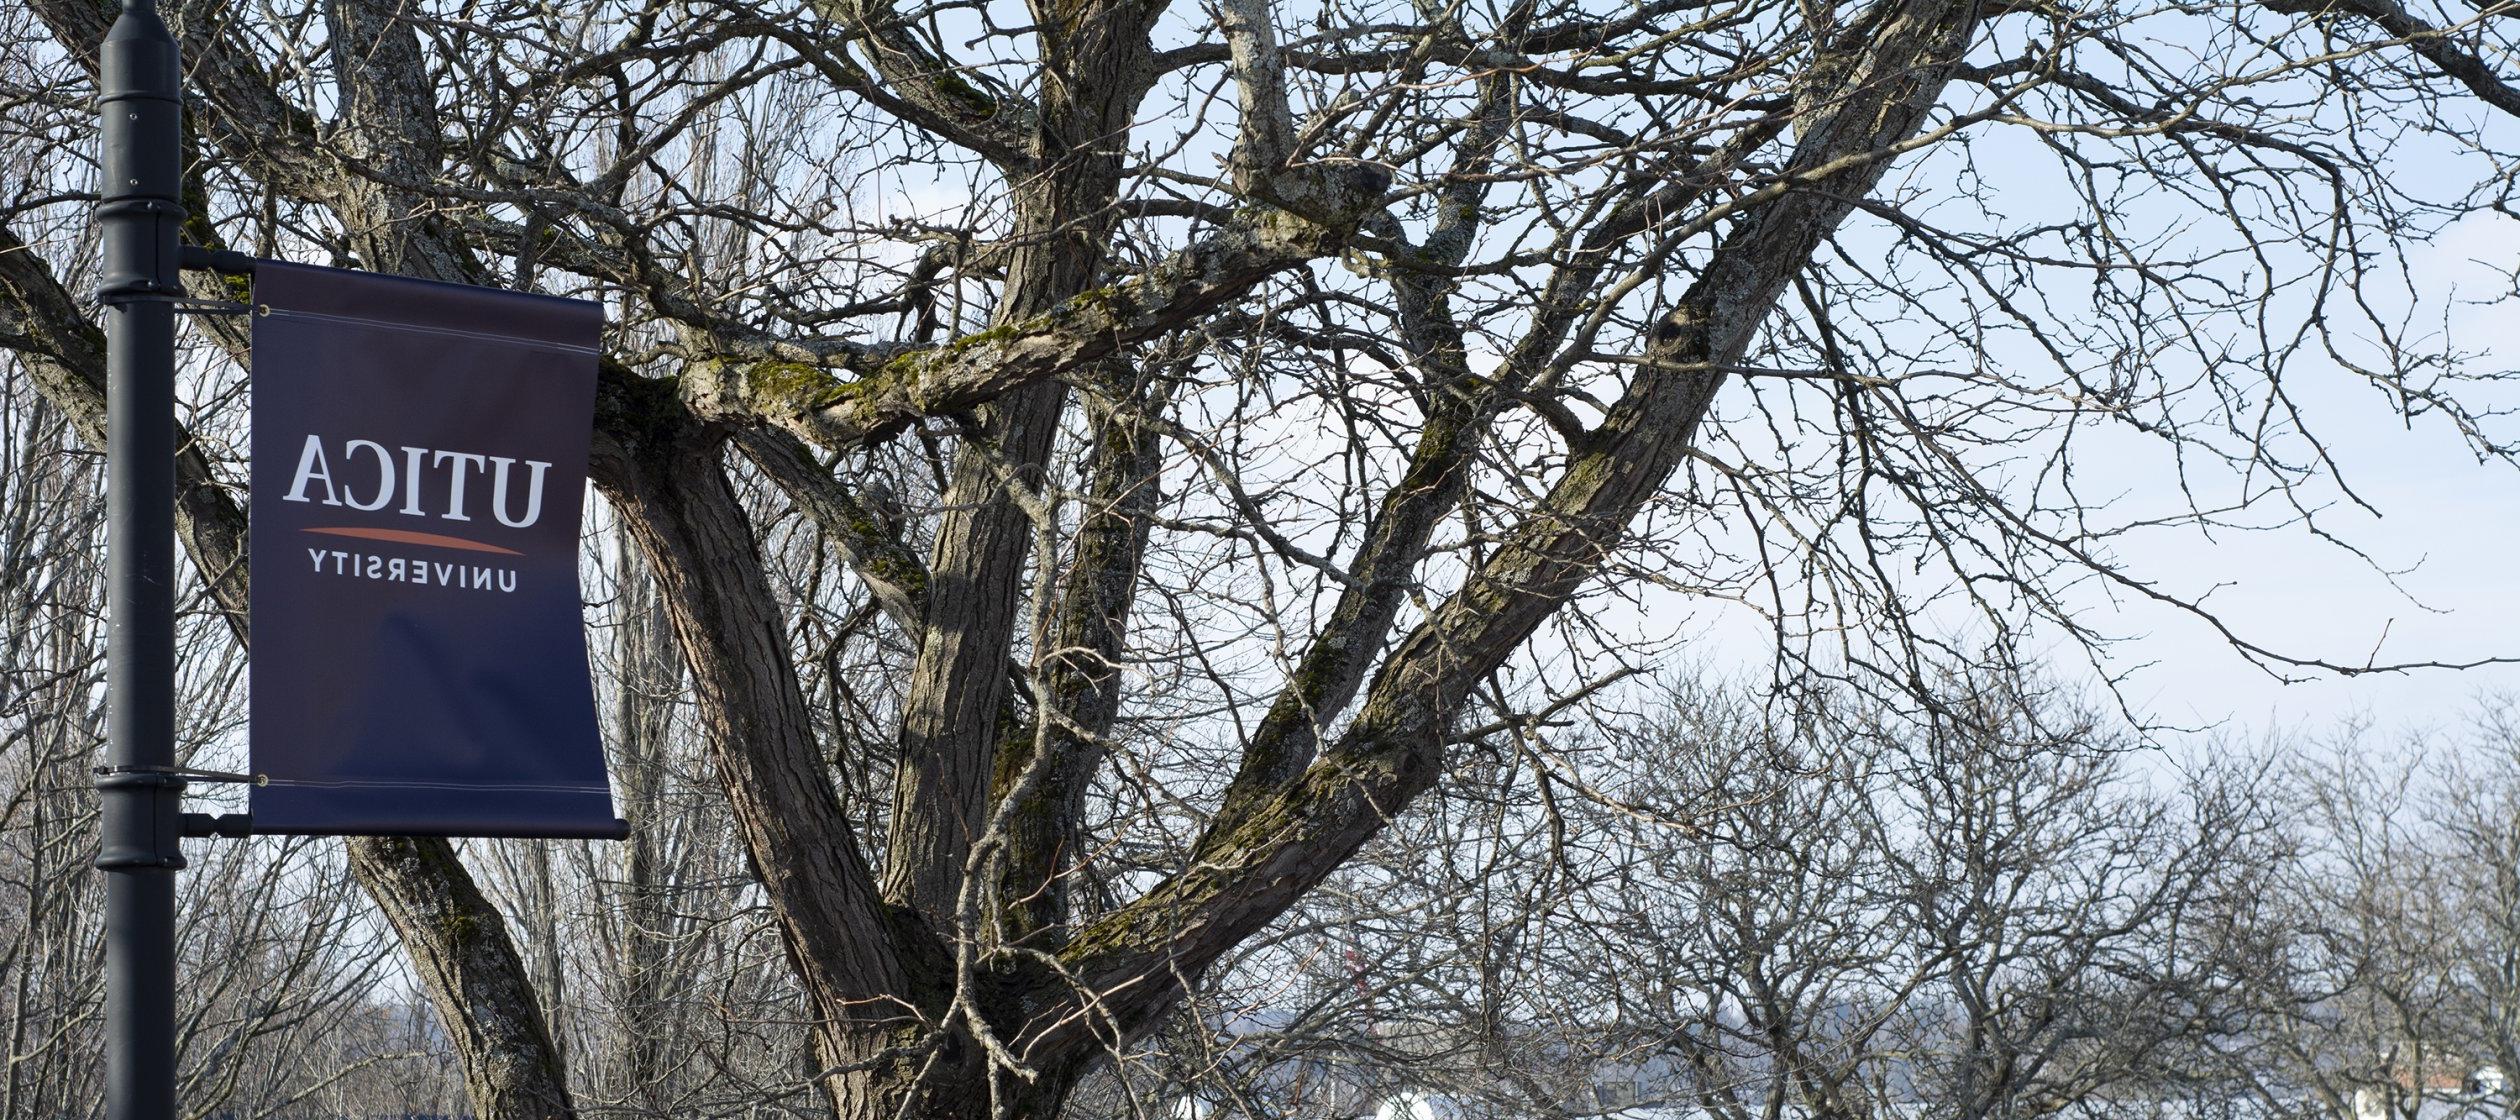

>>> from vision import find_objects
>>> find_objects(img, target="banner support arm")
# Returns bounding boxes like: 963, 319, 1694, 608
180, 244, 255, 275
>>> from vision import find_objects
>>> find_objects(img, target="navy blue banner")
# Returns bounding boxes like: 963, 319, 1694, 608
249, 262, 621, 838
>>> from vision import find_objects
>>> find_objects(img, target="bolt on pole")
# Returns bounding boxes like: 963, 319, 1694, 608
94, 2, 186, 1118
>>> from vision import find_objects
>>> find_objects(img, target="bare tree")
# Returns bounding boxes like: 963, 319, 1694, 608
2233, 706, 2520, 1120
4, 0, 2519, 1117
1118, 669, 2281, 1120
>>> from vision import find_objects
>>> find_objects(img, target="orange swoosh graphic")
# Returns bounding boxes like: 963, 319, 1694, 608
302, 526, 523, 556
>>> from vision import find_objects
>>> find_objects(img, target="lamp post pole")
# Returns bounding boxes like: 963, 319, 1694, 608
94, 2, 186, 1117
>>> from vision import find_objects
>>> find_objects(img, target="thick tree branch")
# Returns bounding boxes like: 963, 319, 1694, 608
2267, 0, 2520, 119
320, 0, 478, 282
730, 425, 930, 633
0, 225, 247, 632
591, 397, 944, 1116
878, 0, 1177, 953
751, 6, 1036, 168
1218, 0, 1296, 190
1206, 37, 1527, 838
1054, 0, 1985, 1052
991, 369, 1167, 947
684, 191, 1387, 450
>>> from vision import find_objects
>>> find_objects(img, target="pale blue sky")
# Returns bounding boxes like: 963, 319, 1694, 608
2039, 204, 2520, 736
2091, 211, 2520, 736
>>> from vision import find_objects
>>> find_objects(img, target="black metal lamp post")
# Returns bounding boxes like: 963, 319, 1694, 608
93, 1, 185, 1117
